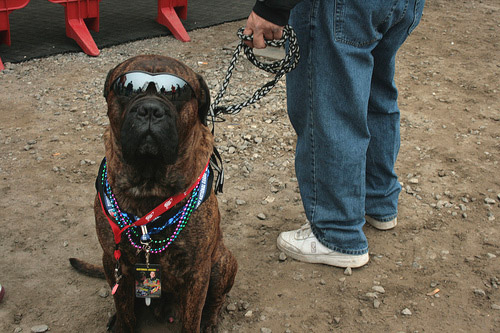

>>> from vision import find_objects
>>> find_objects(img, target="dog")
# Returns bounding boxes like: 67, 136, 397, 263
71, 54, 237, 332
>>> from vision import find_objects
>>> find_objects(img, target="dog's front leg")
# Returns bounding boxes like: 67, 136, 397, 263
201, 246, 238, 332
177, 265, 211, 333
103, 253, 136, 333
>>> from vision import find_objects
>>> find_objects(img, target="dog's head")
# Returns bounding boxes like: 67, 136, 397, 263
103, 55, 210, 167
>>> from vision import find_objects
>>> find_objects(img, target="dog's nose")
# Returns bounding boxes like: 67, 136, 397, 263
136, 100, 166, 119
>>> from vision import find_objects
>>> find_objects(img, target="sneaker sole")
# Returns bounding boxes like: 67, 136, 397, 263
277, 241, 369, 268
365, 216, 397, 230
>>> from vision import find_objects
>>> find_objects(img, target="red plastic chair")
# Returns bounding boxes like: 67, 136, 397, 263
157, 0, 190, 42
0, 0, 31, 70
48, 0, 101, 56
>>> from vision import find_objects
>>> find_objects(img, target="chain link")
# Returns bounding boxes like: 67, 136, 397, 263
209, 25, 300, 120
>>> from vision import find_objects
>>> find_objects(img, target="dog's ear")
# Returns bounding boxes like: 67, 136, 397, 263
196, 73, 210, 126
103, 67, 115, 99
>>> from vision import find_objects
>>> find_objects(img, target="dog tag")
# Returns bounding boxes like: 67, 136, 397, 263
135, 264, 161, 299
111, 284, 119, 295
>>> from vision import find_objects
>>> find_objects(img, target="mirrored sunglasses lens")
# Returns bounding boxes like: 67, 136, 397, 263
154, 76, 193, 102
113, 73, 193, 102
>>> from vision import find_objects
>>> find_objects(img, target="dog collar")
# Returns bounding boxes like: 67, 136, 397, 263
96, 158, 211, 261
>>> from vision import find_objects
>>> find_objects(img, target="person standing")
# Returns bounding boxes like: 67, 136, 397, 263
244, 0, 425, 268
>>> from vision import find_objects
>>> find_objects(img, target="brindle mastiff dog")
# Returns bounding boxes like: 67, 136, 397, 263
79, 54, 237, 332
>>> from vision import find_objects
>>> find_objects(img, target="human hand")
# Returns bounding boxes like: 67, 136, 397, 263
243, 11, 284, 49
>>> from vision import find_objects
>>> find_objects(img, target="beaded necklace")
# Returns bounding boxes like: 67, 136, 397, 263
99, 159, 209, 254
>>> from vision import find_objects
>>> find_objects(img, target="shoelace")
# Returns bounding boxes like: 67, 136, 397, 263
296, 223, 313, 239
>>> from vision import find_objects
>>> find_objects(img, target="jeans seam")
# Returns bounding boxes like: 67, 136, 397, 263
308, 0, 318, 222
408, 0, 422, 35
383, 0, 410, 32
311, 224, 369, 255
366, 213, 398, 223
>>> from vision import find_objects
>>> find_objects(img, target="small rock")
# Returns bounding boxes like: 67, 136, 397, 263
492, 304, 500, 310
491, 277, 499, 289
14, 313, 22, 324
270, 186, 280, 193
278, 252, 287, 261
373, 299, 381, 309
31, 325, 49, 333
365, 292, 378, 299
226, 303, 237, 312
319, 279, 326, 285
235, 199, 246, 206
474, 289, 486, 297
244, 310, 253, 318
98, 287, 109, 298
405, 185, 414, 194
408, 178, 419, 184
260, 328, 272, 333
333, 317, 341, 324
239, 301, 250, 310
263, 196, 275, 204
486, 253, 497, 259
372, 286, 385, 294
14, 328, 22, 333
436, 200, 449, 209
257, 213, 267, 220
401, 308, 412, 316
484, 198, 496, 205
344, 267, 352, 276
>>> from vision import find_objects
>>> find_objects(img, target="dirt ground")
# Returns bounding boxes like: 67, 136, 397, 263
1, 1, 499, 332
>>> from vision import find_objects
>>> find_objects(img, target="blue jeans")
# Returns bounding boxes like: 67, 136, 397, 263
287, 0, 425, 254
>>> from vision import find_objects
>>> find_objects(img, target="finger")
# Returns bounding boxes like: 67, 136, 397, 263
242, 28, 254, 48
263, 30, 274, 42
242, 27, 253, 38
273, 28, 284, 41
252, 32, 267, 49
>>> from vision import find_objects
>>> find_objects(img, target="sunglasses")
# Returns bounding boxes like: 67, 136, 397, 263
110, 71, 195, 105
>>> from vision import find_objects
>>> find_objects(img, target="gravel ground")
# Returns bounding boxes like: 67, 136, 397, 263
1, 1, 500, 332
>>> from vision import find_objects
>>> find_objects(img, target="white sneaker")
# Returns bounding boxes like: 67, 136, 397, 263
277, 223, 369, 268
365, 216, 398, 230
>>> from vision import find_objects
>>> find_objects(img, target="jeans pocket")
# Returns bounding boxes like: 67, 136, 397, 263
334, 0, 405, 47
408, 0, 425, 35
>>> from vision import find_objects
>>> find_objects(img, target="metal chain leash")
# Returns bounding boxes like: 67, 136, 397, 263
208, 25, 300, 121
208, 25, 300, 194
